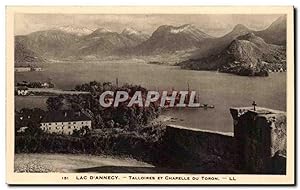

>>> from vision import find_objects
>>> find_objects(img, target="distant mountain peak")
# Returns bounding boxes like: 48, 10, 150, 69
153, 24, 211, 38
269, 15, 287, 29
276, 15, 287, 22
122, 27, 140, 35
133, 24, 212, 55
120, 27, 149, 42
92, 28, 112, 35
169, 24, 195, 34
254, 15, 286, 45
56, 26, 93, 36
155, 24, 195, 34
232, 24, 250, 33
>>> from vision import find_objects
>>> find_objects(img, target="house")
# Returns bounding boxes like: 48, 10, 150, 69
40, 110, 92, 135
16, 87, 29, 96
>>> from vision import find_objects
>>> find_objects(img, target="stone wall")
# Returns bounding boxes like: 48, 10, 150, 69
161, 107, 286, 174
230, 107, 286, 174
161, 125, 239, 173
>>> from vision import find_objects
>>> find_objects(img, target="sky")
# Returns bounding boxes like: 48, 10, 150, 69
15, 14, 283, 37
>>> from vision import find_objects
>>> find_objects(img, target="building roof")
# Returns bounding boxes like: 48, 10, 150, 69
41, 110, 91, 123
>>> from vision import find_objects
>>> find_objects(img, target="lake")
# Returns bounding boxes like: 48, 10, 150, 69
15, 59, 286, 132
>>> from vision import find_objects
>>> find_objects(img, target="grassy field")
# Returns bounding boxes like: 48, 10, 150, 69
15, 96, 48, 110
14, 153, 154, 173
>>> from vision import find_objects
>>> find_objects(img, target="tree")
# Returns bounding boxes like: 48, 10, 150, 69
46, 96, 64, 111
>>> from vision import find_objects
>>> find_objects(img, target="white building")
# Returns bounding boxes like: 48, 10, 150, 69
16, 87, 29, 96
40, 110, 92, 135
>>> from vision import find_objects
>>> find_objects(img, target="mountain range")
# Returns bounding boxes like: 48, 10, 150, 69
55, 26, 94, 36
15, 15, 286, 76
129, 24, 213, 55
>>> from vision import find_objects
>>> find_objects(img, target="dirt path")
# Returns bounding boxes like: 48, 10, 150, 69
14, 153, 154, 173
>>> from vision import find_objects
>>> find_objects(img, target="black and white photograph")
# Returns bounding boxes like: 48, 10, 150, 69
5, 6, 295, 185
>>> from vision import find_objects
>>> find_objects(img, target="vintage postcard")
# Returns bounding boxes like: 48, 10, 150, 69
6, 6, 294, 185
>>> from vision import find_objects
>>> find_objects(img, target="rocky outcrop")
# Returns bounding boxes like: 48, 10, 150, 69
230, 107, 286, 174
179, 33, 286, 76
